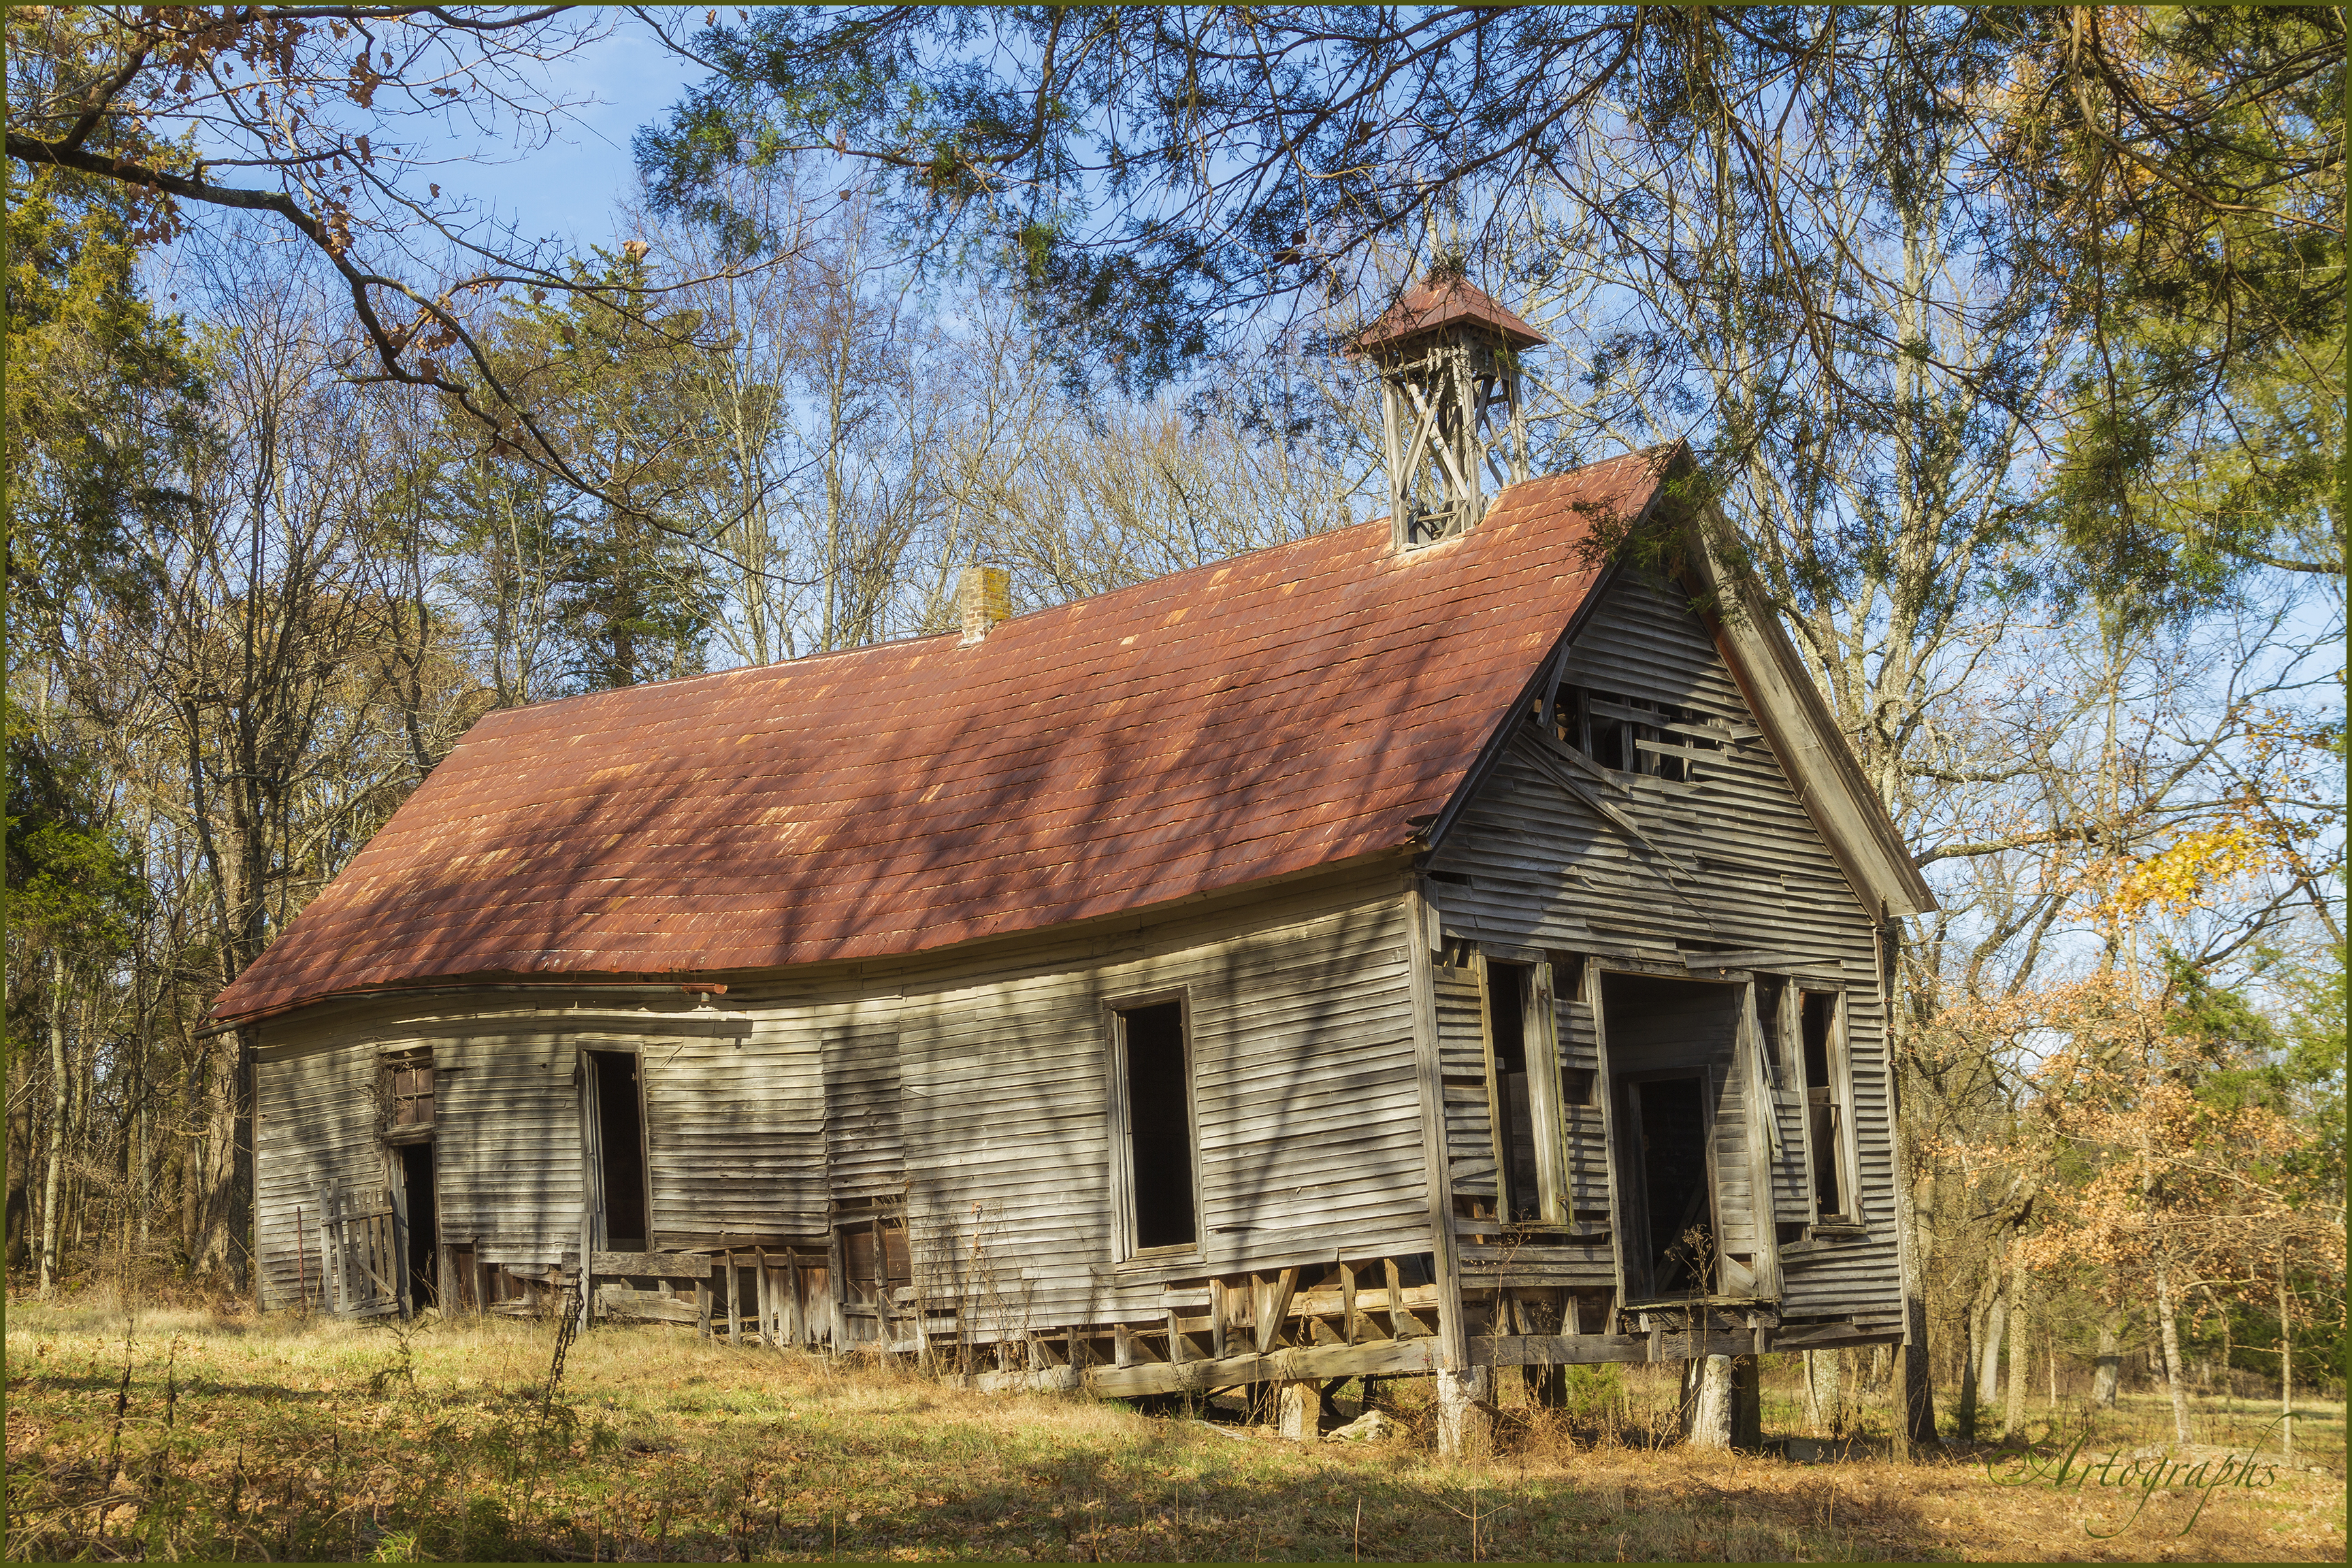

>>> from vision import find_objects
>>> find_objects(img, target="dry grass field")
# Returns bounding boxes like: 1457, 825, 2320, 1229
5, 1293, 2342, 1562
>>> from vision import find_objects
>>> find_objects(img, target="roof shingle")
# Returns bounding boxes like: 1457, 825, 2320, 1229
209, 451, 1668, 1022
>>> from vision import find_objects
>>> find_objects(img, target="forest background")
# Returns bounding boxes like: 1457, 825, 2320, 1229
5, 5, 2343, 1448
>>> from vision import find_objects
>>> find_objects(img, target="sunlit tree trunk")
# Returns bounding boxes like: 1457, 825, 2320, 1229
1956, 1300, 1981, 1440
2151, 1246, 2193, 1445
39, 951, 69, 1295
2278, 1255, 2294, 1463
1977, 1284, 2008, 1414
2093, 1312, 2121, 1408
2001, 1246, 2030, 1439
1806, 1350, 1843, 1435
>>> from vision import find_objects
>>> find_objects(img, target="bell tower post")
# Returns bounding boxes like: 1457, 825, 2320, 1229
1352, 268, 1548, 549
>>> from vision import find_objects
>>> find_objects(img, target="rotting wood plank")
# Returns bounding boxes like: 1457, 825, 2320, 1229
951, 1335, 1445, 1399
590, 1249, 719, 1278
1467, 1331, 1653, 1366
1254, 1267, 1300, 1355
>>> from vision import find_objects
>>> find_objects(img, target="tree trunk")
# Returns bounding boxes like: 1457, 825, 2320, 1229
2093, 1310, 2121, 1407
1957, 1298, 1982, 1441
2002, 1250, 2030, 1440
1682, 1356, 1734, 1450
5, 1049, 33, 1269
2276, 1255, 2293, 1465
1806, 1350, 1844, 1435
2151, 1248, 2193, 1446
1884, 932, 1938, 1452
1977, 1288, 2008, 1413
178, 1041, 202, 1264
194, 1029, 254, 1284
39, 951, 69, 1296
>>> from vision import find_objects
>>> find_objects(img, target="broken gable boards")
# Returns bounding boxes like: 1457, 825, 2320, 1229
225, 447, 1930, 1451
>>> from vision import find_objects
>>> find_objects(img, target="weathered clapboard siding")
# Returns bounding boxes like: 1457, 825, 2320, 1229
1761, 990, 1814, 1225
256, 993, 770, 1284
822, 1022, 906, 1208
1428, 568, 1901, 1328
642, 1015, 821, 1247
892, 875, 1426, 1333
1556, 1000, 1612, 1224
253, 1037, 380, 1311
1782, 984, 1903, 1328
1433, 964, 1497, 1200
434, 1030, 583, 1270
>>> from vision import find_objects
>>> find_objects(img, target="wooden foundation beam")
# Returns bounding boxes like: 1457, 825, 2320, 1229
951, 1335, 1442, 1399
1474, 1333, 1650, 1367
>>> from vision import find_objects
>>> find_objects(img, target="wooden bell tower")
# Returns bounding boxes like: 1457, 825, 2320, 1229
1353, 270, 1547, 549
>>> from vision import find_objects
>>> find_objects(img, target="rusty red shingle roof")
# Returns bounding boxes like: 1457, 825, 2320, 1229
1352, 276, 1548, 352
209, 452, 1669, 1022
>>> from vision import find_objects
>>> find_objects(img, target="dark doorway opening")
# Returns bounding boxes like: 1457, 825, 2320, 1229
1601, 969, 1745, 1300
394, 1141, 438, 1310
587, 1050, 650, 1250
1631, 1077, 1714, 1294
1117, 1001, 1197, 1250
1486, 962, 1541, 1220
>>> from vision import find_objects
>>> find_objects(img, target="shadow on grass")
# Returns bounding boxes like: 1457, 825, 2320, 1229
7, 1311, 2336, 1563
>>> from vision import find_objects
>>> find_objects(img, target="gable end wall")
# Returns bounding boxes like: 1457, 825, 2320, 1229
1426, 570, 1903, 1333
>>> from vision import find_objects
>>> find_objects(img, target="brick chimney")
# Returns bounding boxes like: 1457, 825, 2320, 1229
958, 565, 1011, 645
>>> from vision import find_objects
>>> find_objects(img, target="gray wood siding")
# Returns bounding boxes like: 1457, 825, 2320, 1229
1556, 999, 1612, 1225
255, 870, 1429, 1337
1433, 964, 1497, 1200
1429, 569, 1902, 1327
823, 1023, 906, 1207
893, 880, 1426, 1332
435, 1030, 583, 1269
257, 996, 779, 1281
253, 1039, 380, 1311
633, 1019, 823, 1247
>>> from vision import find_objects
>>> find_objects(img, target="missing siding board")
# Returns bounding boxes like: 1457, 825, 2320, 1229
1799, 992, 1852, 1223
1754, 976, 1788, 1071
1552, 684, 1725, 782
587, 1050, 651, 1251
1115, 1000, 1199, 1252
1486, 963, 1541, 1221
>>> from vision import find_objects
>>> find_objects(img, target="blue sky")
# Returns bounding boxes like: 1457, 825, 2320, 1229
431, 14, 699, 255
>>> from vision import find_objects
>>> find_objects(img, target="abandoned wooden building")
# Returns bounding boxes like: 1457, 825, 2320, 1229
212, 278, 1935, 1452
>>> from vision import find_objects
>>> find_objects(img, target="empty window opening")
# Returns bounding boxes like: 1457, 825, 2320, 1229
1547, 951, 1588, 1000
394, 1141, 438, 1310
587, 1050, 651, 1251
1554, 684, 1723, 781
1799, 992, 1848, 1221
1754, 977, 1787, 1074
1486, 963, 1542, 1221
1634, 1077, 1714, 1294
1117, 1001, 1198, 1251
1563, 1068, 1596, 1108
